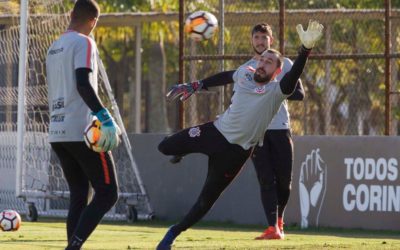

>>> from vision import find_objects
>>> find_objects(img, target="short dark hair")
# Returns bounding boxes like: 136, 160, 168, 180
265, 49, 283, 68
71, 0, 100, 23
251, 23, 273, 38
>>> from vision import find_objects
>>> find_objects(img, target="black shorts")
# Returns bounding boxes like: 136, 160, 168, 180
50, 141, 118, 191
158, 121, 251, 175
252, 129, 293, 186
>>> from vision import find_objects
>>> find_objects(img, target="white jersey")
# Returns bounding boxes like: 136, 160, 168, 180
46, 30, 98, 142
214, 65, 289, 150
233, 57, 293, 130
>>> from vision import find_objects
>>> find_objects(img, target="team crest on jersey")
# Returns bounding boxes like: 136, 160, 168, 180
254, 86, 266, 94
188, 127, 201, 137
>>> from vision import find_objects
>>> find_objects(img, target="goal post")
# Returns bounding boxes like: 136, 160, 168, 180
0, 0, 153, 221
15, 0, 29, 199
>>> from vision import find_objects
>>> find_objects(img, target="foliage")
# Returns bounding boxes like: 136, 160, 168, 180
2, 0, 398, 134
0, 0, 19, 14
182, 0, 398, 135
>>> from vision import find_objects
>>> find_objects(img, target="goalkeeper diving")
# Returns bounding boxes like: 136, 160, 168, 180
156, 20, 323, 250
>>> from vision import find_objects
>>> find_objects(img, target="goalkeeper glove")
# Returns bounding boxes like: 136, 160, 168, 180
94, 108, 121, 152
296, 20, 324, 49
166, 81, 203, 101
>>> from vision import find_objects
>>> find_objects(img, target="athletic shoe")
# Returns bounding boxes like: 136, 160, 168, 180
170, 155, 184, 164
278, 217, 285, 238
254, 226, 283, 240
156, 226, 179, 250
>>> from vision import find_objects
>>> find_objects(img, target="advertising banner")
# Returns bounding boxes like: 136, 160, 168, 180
286, 136, 400, 230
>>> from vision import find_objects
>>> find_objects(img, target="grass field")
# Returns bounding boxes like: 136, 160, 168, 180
1, 219, 400, 249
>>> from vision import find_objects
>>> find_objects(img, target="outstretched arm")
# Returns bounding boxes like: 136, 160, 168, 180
287, 79, 305, 101
280, 20, 323, 95
201, 70, 235, 89
280, 46, 311, 95
166, 70, 235, 101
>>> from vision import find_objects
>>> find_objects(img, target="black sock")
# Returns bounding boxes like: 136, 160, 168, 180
66, 235, 83, 250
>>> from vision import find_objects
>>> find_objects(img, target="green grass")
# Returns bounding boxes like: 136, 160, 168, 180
1, 219, 400, 249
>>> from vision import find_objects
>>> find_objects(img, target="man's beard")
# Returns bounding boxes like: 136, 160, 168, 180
253, 45, 266, 55
254, 71, 272, 84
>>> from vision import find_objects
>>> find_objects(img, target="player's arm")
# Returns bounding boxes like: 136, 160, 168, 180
201, 70, 235, 89
279, 46, 310, 95
76, 68, 104, 113
280, 20, 323, 95
74, 38, 120, 152
287, 79, 305, 101
75, 68, 120, 152
166, 70, 235, 101
280, 58, 305, 100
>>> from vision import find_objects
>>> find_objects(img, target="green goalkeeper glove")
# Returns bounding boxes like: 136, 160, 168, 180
94, 108, 121, 152
296, 20, 324, 49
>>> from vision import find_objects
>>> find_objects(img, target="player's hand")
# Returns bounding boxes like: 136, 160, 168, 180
296, 20, 324, 49
166, 81, 203, 101
94, 108, 121, 152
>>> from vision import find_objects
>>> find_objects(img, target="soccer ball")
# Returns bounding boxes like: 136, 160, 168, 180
0, 210, 21, 231
184, 11, 218, 41
83, 119, 103, 152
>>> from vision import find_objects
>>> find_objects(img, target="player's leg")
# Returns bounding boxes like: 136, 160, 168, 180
62, 142, 119, 250
51, 142, 90, 241
269, 129, 293, 235
157, 135, 251, 249
251, 132, 282, 239
158, 122, 226, 160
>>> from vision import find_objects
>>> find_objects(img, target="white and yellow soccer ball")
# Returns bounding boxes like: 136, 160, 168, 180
83, 119, 103, 152
0, 210, 22, 231
184, 10, 218, 42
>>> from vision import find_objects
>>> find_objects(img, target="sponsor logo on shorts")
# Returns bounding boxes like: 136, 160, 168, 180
188, 127, 201, 138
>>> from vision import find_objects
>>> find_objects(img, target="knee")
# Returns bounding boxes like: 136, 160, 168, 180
257, 176, 275, 191
96, 186, 119, 209
277, 178, 292, 192
110, 188, 119, 205
158, 136, 172, 155
107, 187, 119, 206
69, 185, 89, 201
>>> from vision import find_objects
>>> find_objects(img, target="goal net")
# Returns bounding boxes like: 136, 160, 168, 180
0, 0, 153, 221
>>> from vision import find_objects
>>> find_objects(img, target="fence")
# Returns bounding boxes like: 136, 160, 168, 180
180, 0, 400, 136
1, 2, 399, 135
